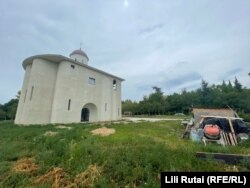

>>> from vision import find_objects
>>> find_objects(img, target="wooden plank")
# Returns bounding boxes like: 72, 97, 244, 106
225, 133, 231, 145
220, 132, 227, 145
196, 152, 250, 165
228, 133, 236, 146
194, 117, 204, 128
222, 132, 229, 145
200, 115, 243, 120
228, 118, 238, 145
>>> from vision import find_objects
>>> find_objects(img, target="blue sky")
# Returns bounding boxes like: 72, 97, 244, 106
0, 0, 250, 104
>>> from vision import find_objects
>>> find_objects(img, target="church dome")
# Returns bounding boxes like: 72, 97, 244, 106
70, 49, 88, 58
69, 49, 89, 64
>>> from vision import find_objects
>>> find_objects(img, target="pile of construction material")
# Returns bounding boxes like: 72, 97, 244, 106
198, 115, 249, 146
183, 108, 250, 146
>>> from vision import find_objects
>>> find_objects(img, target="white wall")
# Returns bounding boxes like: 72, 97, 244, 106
16, 57, 123, 124
15, 64, 32, 124
70, 54, 88, 65
16, 59, 58, 124
51, 60, 122, 123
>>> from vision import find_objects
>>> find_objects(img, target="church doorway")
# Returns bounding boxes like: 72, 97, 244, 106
81, 103, 98, 122
81, 108, 89, 122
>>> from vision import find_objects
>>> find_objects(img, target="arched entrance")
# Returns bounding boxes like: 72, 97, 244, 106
81, 103, 97, 122
81, 108, 89, 122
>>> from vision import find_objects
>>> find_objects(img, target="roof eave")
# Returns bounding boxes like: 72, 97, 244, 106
22, 54, 125, 81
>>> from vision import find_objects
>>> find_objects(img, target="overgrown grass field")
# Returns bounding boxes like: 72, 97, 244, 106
0, 120, 250, 187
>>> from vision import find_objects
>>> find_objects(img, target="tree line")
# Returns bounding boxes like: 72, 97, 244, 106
0, 91, 19, 120
0, 77, 249, 121
122, 78, 250, 116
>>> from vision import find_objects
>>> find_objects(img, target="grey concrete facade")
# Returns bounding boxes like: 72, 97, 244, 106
15, 49, 124, 125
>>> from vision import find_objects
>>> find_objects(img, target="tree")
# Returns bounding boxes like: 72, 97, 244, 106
0, 91, 20, 120
199, 80, 212, 107
234, 77, 242, 92
148, 87, 166, 114
16, 90, 21, 99
0, 108, 6, 120
152, 86, 163, 95
220, 80, 228, 92
121, 79, 250, 116
4, 99, 18, 120
228, 80, 233, 89
122, 100, 139, 115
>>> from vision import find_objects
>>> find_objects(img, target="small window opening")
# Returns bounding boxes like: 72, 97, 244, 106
24, 89, 27, 102
105, 103, 107, 112
89, 77, 96, 85
68, 99, 71, 110
30, 86, 34, 100
113, 80, 117, 90
71, 64, 75, 69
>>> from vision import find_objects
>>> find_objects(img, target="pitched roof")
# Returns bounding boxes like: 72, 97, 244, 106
22, 54, 125, 81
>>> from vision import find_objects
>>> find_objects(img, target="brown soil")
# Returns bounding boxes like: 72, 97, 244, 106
91, 127, 115, 136
12, 158, 38, 174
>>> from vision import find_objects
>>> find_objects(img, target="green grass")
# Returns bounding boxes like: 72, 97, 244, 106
0, 121, 250, 187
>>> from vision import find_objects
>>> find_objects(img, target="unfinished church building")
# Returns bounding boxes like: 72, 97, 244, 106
15, 48, 124, 125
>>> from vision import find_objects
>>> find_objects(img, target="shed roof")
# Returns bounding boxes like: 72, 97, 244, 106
192, 108, 236, 124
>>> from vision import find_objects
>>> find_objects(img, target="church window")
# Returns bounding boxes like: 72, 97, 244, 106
113, 80, 117, 90
105, 103, 107, 112
30, 86, 34, 100
24, 89, 27, 102
68, 99, 71, 110
89, 77, 95, 85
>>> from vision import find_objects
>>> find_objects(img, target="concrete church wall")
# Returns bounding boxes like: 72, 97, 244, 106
15, 59, 58, 124
15, 51, 124, 125
51, 61, 122, 123
15, 64, 32, 124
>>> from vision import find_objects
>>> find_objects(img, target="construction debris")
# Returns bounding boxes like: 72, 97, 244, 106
183, 108, 250, 146
91, 127, 115, 136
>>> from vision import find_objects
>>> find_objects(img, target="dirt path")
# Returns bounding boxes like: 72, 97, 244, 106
123, 117, 182, 122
